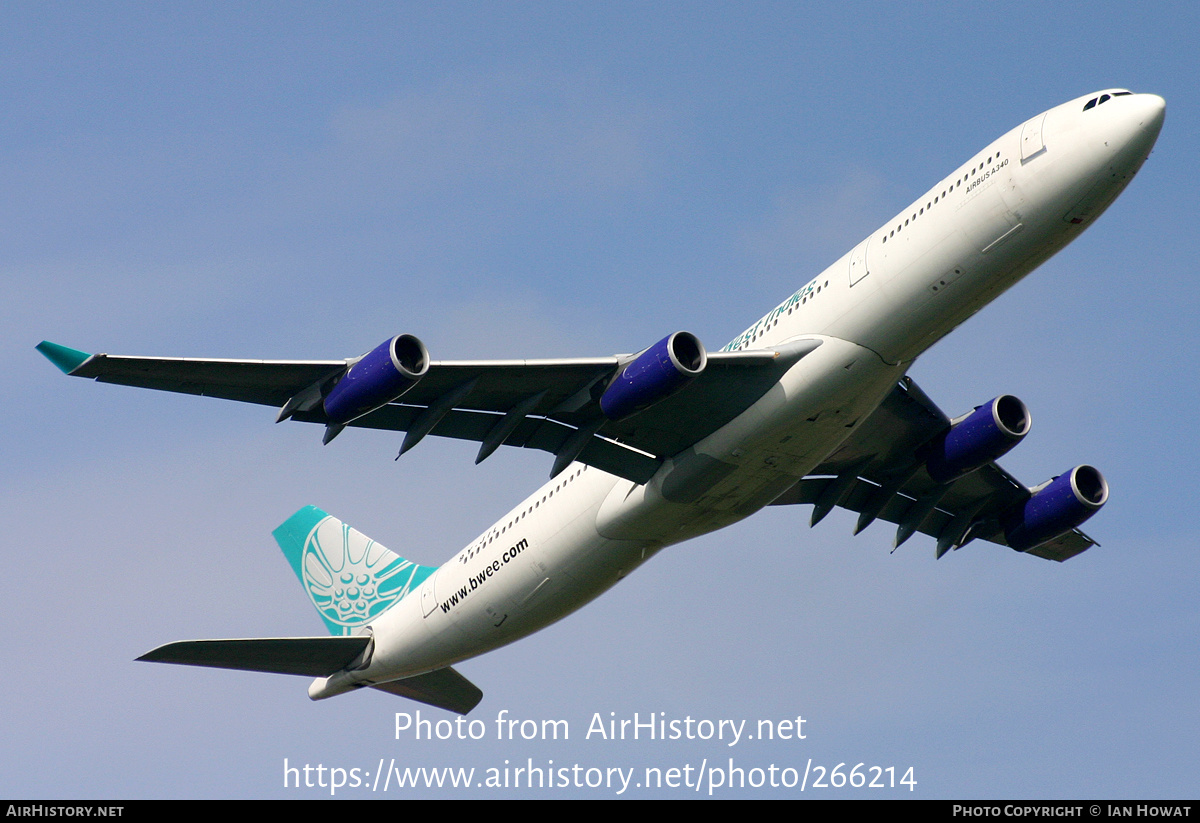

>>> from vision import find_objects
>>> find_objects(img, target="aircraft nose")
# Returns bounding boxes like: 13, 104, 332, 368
1121, 93, 1166, 155
1136, 93, 1166, 135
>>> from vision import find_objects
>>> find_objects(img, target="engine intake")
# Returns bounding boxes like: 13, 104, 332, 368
1004, 465, 1109, 552
926, 395, 1030, 483
600, 332, 707, 421
323, 335, 430, 425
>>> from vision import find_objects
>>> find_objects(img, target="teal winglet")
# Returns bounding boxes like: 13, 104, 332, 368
37, 341, 92, 374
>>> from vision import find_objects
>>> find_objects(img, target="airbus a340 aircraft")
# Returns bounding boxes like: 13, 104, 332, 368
40, 90, 1164, 714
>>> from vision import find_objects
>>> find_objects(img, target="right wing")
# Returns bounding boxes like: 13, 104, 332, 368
771, 377, 1101, 562
38, 336, 818, 484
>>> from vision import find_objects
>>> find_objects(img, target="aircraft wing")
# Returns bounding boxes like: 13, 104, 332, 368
38, 338, 817, 484
770, 377, 1098, 562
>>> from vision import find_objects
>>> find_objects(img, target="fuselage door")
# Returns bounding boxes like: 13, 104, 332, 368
420, 569, 439, 618
849, 239, 870, 286
1020, 113, 1047, 163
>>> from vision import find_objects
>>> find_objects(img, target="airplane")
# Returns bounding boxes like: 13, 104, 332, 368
38, 89, 1165, 715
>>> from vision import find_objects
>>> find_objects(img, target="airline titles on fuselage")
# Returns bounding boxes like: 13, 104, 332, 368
722, 277, 831, 353
440, 537, 529, 614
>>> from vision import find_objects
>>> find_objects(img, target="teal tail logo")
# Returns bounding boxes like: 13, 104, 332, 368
273, 506, 436, 636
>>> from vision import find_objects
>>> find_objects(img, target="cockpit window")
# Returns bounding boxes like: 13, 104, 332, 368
1084, 90, 1134, 111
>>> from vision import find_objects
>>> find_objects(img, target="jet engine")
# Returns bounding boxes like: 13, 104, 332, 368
1004, 465, 1109, 551
323, 334, 430, 425
926, 395, 1030, 483
599, 331, 707, 421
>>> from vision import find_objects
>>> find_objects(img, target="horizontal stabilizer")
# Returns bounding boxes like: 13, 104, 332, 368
137, 636, 371, 677
370, 668, 484, 715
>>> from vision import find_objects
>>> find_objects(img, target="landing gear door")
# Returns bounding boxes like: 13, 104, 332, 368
849, 239, 870, 286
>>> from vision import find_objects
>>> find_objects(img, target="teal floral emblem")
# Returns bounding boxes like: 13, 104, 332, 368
301, 517, 424, 635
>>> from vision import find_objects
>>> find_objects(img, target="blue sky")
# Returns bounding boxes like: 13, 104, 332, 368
5, 2, 1198, 798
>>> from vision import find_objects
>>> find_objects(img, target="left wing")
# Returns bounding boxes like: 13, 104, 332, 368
771, 377, 1103, 562
37, 336, 818, 484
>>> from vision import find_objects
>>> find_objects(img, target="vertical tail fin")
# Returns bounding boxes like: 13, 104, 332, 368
273, 506, 437, 636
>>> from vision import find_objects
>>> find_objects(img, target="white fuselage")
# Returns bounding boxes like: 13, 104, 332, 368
337, 91, 1164, 693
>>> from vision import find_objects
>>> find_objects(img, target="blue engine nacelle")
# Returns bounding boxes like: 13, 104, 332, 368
323, 335, 430, 425
926, 395, 1031, 484
599, 332, 707, 421
1004, 465, 1109, 552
